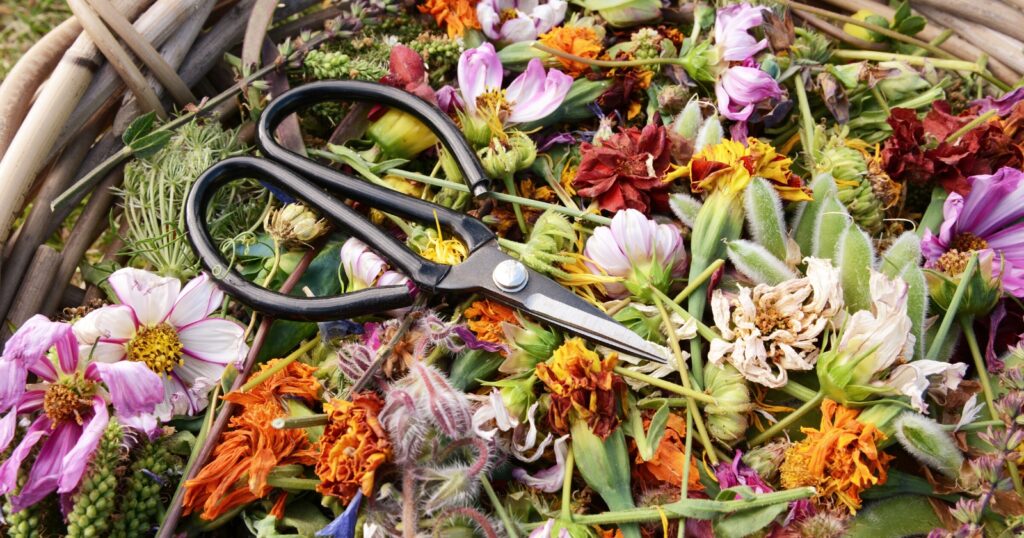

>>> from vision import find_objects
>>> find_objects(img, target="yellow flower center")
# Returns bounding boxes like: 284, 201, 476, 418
935, 234, 989, 276
499, 7, 519, 24
127, 323, 184, 376
950, 232, 989, 253
475, 88, 512, 138
44, 375, 96, 426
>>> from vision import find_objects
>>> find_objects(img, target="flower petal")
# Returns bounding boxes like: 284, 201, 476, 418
0, 416, 50, 498
511, 434, 568, 492
178, 318, 248, 365
8, 417, 68, 511
3, 315, 67, 385
506, 59, 572, 123
458, 43, 503, 115
57, 398, 109, 493
74, 305, 136, 345
168, 273, 224, 327
108, 268, 181, 325
87, 361, 164, 417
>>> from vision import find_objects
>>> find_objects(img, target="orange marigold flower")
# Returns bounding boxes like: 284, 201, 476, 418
418, 0, 480, 39
631, 411, 704, 493
183, 360, 321, 521
316, 392, 392, 503
538, 25, 603, 78
464, 300, 517, 347
779, 399, 894, 514
536, 338, 624, 439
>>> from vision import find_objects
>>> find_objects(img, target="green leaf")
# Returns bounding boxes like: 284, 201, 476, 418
893, 1, 911, 24
571, 420, 640, 538
122, 111, 157, 145
900, 263, 929, 360
896, 15, 925, 36
792, 173, 837, 256
917, 187, 948, 238
743, 178, 788, 261
836, 224, 875, 312
879, 231, 922, 278
712, 501, 788, 538
669, 192, 702, 228
129, 130, 173, 160
812, 193, 849, 259
448, 349, 504, 391
644, 403, 671, 460
846, 496, 943, 538
727, 240, 796, 285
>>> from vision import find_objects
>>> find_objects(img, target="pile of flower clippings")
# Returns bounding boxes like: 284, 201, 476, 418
5, 0, 1024, 537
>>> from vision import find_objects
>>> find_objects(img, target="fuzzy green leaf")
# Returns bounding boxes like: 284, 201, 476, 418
744, 178, 788, 260
813, 193, 850, 259
900, 263, 929, 360
571, 420, 640, 538
793, 173, 837, 255
712, 501, 788, 538
449, 349, 504, 391
879, 231, 922, 278
727, 240, 796, 285
895, 413, 964, 478
836, 224, 875, 312
669, 192, 702, 228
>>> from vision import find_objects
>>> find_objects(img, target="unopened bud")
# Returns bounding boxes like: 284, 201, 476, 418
267, 203, 329, 248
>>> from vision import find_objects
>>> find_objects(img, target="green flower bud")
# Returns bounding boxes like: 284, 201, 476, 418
671, 99, 703, 141
703, 364, 752, 446
894, 412, 964, 478
459, 112, 495, 148
925, 250, 1002, 318
484, 373, 538, 420
449, 349, 505, 391
68, 420, 124, 538
478, 142, 520, 178
500, 317, 564, 374
742, 439, 790, 482
366, 108, 440, 159
694, 114, 723, 152
507, 130, 538, 172
582, 0, 661, 28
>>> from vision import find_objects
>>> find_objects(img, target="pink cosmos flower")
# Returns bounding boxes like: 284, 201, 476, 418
73, 268, 248, 419
340, 237, 411, 291
477, 0, 567, 43
457, 43, 572, 125
584, 208, 688, 299
0, 316, 163, 511
715, 63, 783, 123
715, 3, 767, 62
922, 167, 1024, 296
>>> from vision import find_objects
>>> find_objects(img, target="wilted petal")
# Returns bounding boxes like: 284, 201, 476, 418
458, 43, 503, 116
0, 416, 50, 499
716, 66, 782, 122
57, 398, 109, 494
512, 434, 568, 492
168, 273, 223, 327
878, 360, 967, 412
86, 361, 164, 417
715, 3, 767, 61
506, 59, 572, 123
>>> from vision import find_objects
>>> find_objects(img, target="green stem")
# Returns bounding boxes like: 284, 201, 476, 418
941, 419, 1003, 432
961, 318, 997, 421
793, 73, 817, 166
240, 338, 319, 392
870, 85, 890, 116
944, 109, 997, 144
678, 409, 694, 538
778, 380, 819, 403
481, 475, 519, 538
532, 43, 688, 68
831, 50, 984, 74
613, 367, 716, 405
637, 398, 691, 409
749, 391, 825, 446
264, 476, 320, 490
672, 259, 725, 304
651, 287, 720, 342
929, 29, 953, 47
272, 414, 329, 429
503, 174, 528, 235
925, 253, 977, 361
560, 446, 574, 520
561, 488, 816, 525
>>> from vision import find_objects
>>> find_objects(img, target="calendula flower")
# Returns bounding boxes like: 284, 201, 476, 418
0, 316, 163, 511
709, 258, 844, 388
678, 137, 811, 202
73, 268, 248, 418
573, 124, 673, 214
780, 399, 893, 513
538, 23, 604, 78
477, 0, 567, 43
583, 208, 687, 300
183, 360, 321, 520
419, 0, 481, 39
535, 338, 624, 438
715, 3, 767, 62
923, 167, 1024, 297
631, 411, 703, 493
316, 393, 392, 503
340, 237, 411, 292
463, 300, 517, 351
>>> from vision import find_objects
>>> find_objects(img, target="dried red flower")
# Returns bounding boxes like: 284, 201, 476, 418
573, 124, 672, 215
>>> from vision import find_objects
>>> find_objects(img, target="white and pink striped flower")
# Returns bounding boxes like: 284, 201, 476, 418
583, 208, 688, 299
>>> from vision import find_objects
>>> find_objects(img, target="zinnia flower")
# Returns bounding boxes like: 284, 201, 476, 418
419, 0, 481, 38
477, 0, 567, 43
72, 268, 248, 418
708, 258, 844, 388
183, 359, 321, 520
535, 338, 624, 439
631, 411, 703, 492
573, 124, 673, 214
780, 399, 893, 513
715, 3, 767, 62
316, 393, 392, 503
583, 208, 687, 299
457, 43, 572, 130
0, 316, 163, 511
340, 237, 411, 292
922, 167, 1024, 297
538, 23, 603, 78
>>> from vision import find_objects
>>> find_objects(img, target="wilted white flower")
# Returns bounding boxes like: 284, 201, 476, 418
708, 257, 844, 388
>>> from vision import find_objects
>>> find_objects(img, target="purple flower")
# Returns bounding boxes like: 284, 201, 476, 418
922, 167, 1024, 296
457, 43, 572, 125
477, 0, 567, 43
714, 451, 773, 494
584, 208, 688, 299
715, 3, 767, 62
316, 490, 362, 538
972, 86, 1024, 117
0, 316, 163, 512
715, 63, 783, 123
436, 85, 464, 114
340, 237, 410, 292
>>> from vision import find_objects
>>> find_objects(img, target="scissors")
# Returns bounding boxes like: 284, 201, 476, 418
185, 80, 668, 365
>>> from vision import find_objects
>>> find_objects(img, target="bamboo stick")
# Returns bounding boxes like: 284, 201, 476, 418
2, 246, 61, 339
241, 0, 280, 69
914, 5, 1024, 77
0, 17, 82, 159
908, 0, 1024, 43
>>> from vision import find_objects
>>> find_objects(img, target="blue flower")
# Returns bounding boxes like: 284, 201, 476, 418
316, 490, 363, 538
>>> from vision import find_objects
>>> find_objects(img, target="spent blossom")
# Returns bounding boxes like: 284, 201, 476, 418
715, 3, 767, 62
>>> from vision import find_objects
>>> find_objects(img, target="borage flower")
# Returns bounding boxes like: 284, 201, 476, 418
708, 257, 844, 388
419, 0, 481, 39
183, 360, 321, 520
0, 316, 163, 511
73, 268, 248, 418
922, 167, 1024, 297
477, 0, 567, 44
316, 393, 392, 504
535, 338, 624, 438
583, 208, 687, 300
573, 124, 673, 214
780, 399, 893, 513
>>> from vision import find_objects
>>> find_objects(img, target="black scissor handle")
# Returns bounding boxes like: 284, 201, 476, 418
258, 80, 495, 252
186, 156, 417, 321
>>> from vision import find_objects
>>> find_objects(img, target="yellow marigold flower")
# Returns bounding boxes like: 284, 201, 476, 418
315, 392, 392, 503
539, 25, 603, 78
780, 399, 893, 514
418, 0, 480, 38
464, 300, 518, 348
669, 138, 812, 201
536, 338, 624, 439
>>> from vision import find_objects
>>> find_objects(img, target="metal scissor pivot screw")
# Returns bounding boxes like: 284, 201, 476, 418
492, 259, 529, 293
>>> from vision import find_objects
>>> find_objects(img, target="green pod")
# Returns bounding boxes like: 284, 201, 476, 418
880, 232, 923, 276
496, 40, 546, 69
68, 420, 124, 538
792, 173, 838, 256
703, 363, 752, 446
743, 178, 789, 261
570, 421, 640, 538
726, 240, 796, 286
900, 263, 929, 361
812, 193, 849, 259
836, 224, 875, 313
895, 413, 964, 478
